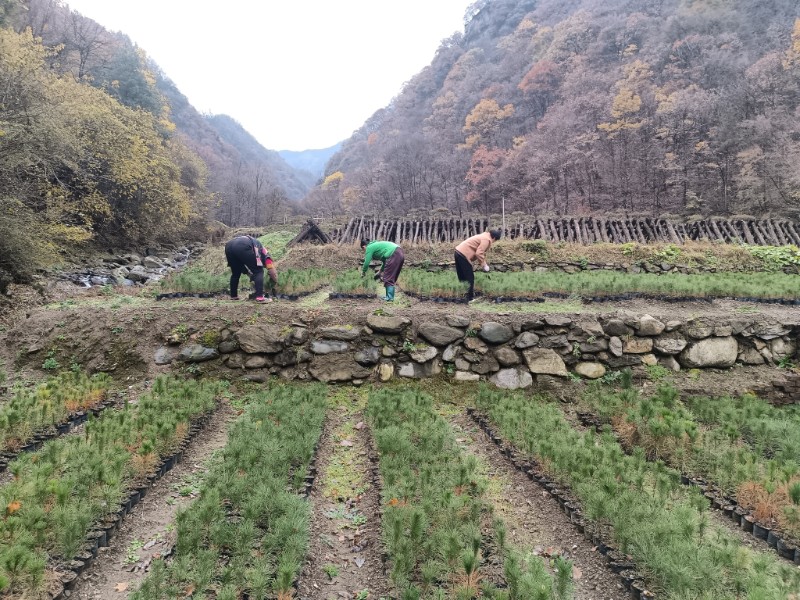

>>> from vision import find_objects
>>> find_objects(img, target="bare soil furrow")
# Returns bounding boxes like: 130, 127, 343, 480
450, 412, 626, 600
70, 402, 235, 600
298, 401, 389, 600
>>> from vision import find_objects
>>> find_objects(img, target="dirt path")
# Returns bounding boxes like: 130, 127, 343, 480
449, 412, 626, 600
71, 402, 235, 600
298, 391, 389, 600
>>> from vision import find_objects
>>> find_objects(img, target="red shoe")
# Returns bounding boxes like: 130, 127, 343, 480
254, 296, 271, 303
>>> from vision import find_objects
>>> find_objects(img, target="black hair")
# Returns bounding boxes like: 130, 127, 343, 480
489, 230, 502, 241
360, 238, 371, 248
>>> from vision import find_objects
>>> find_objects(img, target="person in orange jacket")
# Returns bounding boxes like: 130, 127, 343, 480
454, 229, 501, 302
224, 235, 277, 302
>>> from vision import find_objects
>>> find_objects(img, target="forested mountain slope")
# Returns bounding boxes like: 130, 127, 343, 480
0, 0, 307, 287
157, 80, 312, 222
310, 0, 800, 219
206, 114, 311, 201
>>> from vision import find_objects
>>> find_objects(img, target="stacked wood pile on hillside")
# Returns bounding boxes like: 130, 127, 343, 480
286, 219, 332, 247
328, 217, 800, 246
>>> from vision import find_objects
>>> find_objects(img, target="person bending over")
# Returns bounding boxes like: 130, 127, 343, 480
224, 235, 276, 303
454, 229, 501, 302
361, 239, 405, 302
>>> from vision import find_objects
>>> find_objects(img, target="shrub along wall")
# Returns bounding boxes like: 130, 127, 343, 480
157, 312, 800, 399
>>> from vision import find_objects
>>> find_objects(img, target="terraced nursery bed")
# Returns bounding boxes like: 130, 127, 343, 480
0, 376, 226, 600
471, 386, 800, 599
3, 372, 799, 600
572, 373, 800, 563
157, 267, 333, 301
397, 269, 800, 305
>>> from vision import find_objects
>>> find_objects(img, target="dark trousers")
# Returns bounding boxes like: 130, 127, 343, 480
225, 239, 264, 298
382, 248, 405, 286
454, 250, 474, 299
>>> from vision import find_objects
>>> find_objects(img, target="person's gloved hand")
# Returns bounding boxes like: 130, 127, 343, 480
483, 264, 490, 272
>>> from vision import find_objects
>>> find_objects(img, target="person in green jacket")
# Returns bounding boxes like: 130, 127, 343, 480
361, 239, 405, 301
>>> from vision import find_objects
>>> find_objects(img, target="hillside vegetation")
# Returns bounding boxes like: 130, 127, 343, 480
0, 25, 205, 287
310, 0, 800, 220
0, 0, 310, 289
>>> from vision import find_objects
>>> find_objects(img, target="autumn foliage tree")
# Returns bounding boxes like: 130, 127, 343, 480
0, 26, 207, 287
465, 145, 507, 214
8, 0, 306, 238
462, 98, 515, 149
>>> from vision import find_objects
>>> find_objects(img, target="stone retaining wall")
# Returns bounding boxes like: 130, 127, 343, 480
156, 312, 800, 401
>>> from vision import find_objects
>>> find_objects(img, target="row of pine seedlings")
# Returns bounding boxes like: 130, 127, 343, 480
367, 388, 573, 600
166, 265, 800, 303
132, 384, 326, 600
0, 372, 112, 466
395, 269, 800, 303
0, 376, 224, 597
474, 386, 800, 599
576, 373, 800, 564
163, 266, 333, 296
330, 270, 380, 297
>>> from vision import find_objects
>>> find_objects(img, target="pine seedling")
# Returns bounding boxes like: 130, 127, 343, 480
493, 518, 507, 556
275, 560, 299, 599
1, 546, 27, 589
244, 558, 273, 600
390, 514, 404, 549
553, 555, 573, 600
445, 532, 461, 564
400, 586, 421, 600
789, 482, 800, 505
216, 585, 238, 600
460, 548, 481, 595
504, 554, 522, 600
409, 510, 424, 546
470, 532, 481, 557
421, 559, 440, 590
620, 368, 633, 389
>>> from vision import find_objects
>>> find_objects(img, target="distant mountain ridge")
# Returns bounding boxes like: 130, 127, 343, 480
155, 76, 312, 224
279, 143, 342, 181
205, 114, 312, 201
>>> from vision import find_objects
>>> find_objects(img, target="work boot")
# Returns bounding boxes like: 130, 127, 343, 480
384, 285, 395, 301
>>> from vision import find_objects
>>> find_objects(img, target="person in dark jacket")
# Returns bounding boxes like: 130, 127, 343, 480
361, 239, 405, 301
455, 230, 501, 302
224, 235, 277, 302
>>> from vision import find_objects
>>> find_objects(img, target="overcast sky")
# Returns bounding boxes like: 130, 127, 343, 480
63, 0, 474, 152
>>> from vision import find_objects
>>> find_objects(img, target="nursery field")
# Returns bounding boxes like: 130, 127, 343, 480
4, 234, 800, 599
147, 233, 800, 306
159, 265, 800, 305
331, 268, 800, 304
2, 373, 800, 600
